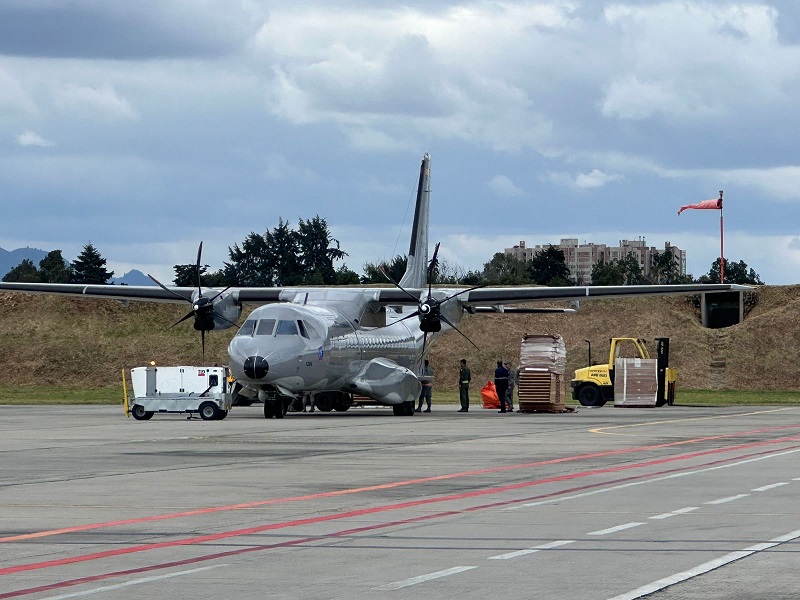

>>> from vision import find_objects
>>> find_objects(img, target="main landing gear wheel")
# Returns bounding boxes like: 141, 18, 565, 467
131, 404, 153, 420
392, 400, 415, 416
199, 401, 220, 420
577, 385, 606, 407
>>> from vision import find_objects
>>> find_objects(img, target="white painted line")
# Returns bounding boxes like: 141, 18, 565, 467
606, 528, 800, 600
513, 448, 800, 510
374, 566, 478, 590
488, 539, 574, 560
792, 477, 800, 481
649, 506, 700, 520
705, 493, 749, 505
37, 565, 226, 600
752, 482, 789, 492
587, 522, 644, 536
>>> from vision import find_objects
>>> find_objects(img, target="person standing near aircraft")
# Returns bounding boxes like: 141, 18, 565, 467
458, 358, 471, 412
417, 359, 433, 413
494, 360, 510, 413
504, 361, 516, 412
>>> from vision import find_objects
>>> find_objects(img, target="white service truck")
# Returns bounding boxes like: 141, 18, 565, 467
127, 366, 232, 421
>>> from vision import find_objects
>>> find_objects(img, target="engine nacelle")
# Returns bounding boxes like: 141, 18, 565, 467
190, 288, 242, 331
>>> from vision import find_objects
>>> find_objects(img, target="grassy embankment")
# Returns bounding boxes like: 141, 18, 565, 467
2, 386, 799, 407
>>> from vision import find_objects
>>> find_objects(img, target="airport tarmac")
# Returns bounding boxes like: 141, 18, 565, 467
1, 403, 800, 600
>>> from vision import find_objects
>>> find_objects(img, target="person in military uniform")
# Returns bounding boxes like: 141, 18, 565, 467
416, 359, 434, 413
494, 360, 510, 413
458, 358, 471, 412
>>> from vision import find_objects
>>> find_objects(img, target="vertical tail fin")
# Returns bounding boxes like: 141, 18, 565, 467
398, 153, 430, 289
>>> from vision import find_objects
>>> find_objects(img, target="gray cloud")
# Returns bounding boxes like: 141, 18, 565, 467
0, 1, 263, 59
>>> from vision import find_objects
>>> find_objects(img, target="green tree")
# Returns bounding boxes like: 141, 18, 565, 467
362, 255, 407, 284
650, 250, 692, 284
481, 252, 530, 285
296, 216, 347, 285
590, 258, 625, 285
2, 258, 40, 282
527, 246, 572, 286
71, 243, 114, 284
705, 258, 764, 284
225, 232, 272, 286
173, 264, 228, 287
266, 219, 302, 286
621, 252, 645, 285
38, 250, 73, 283
334, 265, 361, 285
461, 270, 485, 285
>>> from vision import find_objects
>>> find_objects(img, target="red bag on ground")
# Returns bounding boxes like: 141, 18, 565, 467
481, 381, 500, 409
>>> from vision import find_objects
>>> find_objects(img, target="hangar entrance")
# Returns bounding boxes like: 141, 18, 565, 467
701, 291, 744, 329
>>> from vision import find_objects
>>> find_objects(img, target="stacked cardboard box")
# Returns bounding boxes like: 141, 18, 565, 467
517, 334, 571, 413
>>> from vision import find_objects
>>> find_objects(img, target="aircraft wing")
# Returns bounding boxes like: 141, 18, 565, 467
0, 281, 750, 307
457, 283, 751, 305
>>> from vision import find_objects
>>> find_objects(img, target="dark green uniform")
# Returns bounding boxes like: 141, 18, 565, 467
458, 363, 471, 412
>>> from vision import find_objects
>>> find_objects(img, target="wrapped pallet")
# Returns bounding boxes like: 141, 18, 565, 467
517, 334, 570, 413
613, 358, 658, 407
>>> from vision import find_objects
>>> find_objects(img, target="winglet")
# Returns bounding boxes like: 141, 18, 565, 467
398, 153, 431, 289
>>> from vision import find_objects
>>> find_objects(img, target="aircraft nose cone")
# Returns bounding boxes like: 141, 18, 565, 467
243, 356, 269, 379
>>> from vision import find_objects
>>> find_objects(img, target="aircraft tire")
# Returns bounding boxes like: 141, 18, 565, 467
577, 385, 606, 407
199, 402, 220, 421
392, 404, 404, 416
334, 404, 350, 412
263, 402, 275, 419
131, 404, 153, 420
274, 404, 284, 419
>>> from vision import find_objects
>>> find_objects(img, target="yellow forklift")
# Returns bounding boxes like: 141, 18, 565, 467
570, 337, 676, 407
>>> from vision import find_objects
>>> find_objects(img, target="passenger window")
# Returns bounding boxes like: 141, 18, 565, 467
256, 319, 276, 336
236, 320, 256, 336
275, 320, 298, 336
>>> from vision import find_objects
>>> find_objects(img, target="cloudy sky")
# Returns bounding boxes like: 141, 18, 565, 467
2, 0, 799, 285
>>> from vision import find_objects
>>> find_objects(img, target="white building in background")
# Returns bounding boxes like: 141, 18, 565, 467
505, 238, 686, 284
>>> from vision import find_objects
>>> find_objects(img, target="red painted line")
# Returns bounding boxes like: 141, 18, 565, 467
3, 440, 797, 600
2, 423, 797, 544
0, 446, 800, 600
2, 433, 799, 579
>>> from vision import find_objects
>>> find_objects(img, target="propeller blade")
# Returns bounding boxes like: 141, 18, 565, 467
211, 310, 239, 329
420, 330, 429, 362
208, 286, 232, 303
440, 283, 486, 304
167, 309, 196, 330
148, 274, 191, 303
195, 241, 204, 296
201, 329, 206, 355
440, 314, 479, 350
426, 242, 440, 299
379, 266, 419, 302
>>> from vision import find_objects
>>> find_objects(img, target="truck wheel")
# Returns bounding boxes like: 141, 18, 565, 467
217, 410, 228, 420
199, 402, 220, 421
577, 385, 606, 407
131, 404, 153, 420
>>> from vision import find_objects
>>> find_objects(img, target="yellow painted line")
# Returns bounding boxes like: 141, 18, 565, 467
590, 407, 800, 436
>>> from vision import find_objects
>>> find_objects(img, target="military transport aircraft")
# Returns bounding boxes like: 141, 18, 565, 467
0, 154, 745, 418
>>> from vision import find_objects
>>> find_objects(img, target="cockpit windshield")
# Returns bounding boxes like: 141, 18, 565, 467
236, 320, 256, 336
275, 320, 298, 336
256, 319, 276, 336
236, 314, 324, 340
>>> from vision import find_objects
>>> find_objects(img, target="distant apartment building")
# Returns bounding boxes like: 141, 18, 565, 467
505, 238, 686, 284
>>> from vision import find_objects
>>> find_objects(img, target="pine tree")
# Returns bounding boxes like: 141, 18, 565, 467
2, 259, 40, 283
39, 250, 73, 283
71, 243, 114, 284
